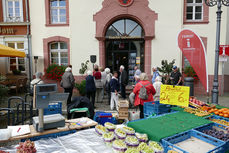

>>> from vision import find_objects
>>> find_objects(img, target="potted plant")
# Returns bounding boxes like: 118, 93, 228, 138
79, 60, 89, 75
157, 59, 175, 84
184, 66, 198, 81
45, 64, 67, 81
12, 69, 21, 75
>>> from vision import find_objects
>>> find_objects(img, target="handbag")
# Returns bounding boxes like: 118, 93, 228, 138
94, 79, 103, 88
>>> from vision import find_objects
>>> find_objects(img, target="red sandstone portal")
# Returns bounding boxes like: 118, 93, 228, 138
93, 0, 158, 75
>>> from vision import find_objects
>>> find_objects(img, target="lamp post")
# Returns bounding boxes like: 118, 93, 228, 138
204, 0, 229, 104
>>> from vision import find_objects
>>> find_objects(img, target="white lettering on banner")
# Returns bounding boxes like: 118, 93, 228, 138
183, 48, 195, 51
182, 34, 194, 38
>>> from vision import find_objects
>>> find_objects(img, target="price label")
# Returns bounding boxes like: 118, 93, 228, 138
160, 85, 190, 107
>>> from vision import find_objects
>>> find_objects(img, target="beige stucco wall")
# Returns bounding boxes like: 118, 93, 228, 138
30, 0, 70, 74
29, 0, 229, 76
149, 0, 183, 74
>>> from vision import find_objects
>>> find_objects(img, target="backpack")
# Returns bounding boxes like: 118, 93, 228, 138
138, 82, 151, 100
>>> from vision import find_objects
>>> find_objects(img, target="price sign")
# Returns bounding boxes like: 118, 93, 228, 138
160, 85, 190, 107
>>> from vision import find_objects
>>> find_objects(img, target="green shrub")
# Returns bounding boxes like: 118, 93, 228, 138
75, 80, 86, 96
12, 69, 21, 75
0, 75, 8, 99
157, 59, 175, 84
79, 60, 89, 75
45, 64, 67, 81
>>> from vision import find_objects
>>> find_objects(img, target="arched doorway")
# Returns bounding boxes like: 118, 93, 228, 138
105, 19, 144, 84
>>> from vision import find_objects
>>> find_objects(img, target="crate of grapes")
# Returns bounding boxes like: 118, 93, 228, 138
193, 122, 229, 148
162, 130, 225, 153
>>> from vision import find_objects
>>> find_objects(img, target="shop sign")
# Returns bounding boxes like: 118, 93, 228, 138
219, 45, 229, 56
107, 36, 142, 39
136, 57, 140, 64
160, 85, 190, 107
0, 27, 16, 34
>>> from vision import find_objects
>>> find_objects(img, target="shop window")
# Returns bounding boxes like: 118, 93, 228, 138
7, 42, 26, 72
3, 0, 23, 22
50, 42, 68, 65
45, 0, 69, 26
184, 0, 209, 24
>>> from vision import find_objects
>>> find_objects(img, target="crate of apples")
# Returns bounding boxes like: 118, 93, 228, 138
189, 97, 206, 106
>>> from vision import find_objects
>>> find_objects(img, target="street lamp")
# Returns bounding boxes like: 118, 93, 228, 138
204, 0, 229, 104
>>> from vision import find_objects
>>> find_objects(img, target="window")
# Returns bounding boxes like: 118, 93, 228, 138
186, 0, 203, 21
7, 42, 26, 72
50, 0, 66, 24
106, 19, 144, 38
50, 42, 68, 65
5, 0, 23, 22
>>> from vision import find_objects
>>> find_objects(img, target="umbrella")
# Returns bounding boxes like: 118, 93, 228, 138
0, 44, 26, 57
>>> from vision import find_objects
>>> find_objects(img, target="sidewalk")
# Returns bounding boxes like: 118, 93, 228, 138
196, 92, 229, 108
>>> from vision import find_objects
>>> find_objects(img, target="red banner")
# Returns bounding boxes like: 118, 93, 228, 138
178, 29, 208, 92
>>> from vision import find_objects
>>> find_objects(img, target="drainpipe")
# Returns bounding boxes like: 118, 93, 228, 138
25, 0, 32, 82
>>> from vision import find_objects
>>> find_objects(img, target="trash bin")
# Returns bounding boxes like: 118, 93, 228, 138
184, 77, 194, 96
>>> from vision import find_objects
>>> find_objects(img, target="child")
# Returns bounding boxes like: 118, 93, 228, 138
109, 71, 120, 110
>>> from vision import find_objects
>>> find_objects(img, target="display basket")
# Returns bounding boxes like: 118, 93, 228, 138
206, 115, 229, 124
44, 102, 62, 115
193, 123, 229, 147
143, 101, 172, 118
161, 130, 225, 153
93, 111, 117, 125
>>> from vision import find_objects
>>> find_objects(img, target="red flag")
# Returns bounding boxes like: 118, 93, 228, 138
178, 29, 208, 92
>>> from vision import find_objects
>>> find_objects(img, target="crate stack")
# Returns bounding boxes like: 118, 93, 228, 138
118, 100, 129, 119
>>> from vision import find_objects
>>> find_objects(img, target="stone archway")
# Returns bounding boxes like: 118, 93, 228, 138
93, 0, 157, 74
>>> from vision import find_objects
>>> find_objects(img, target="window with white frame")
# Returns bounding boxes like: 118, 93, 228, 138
186, 0, 203, 21
7, 42, 26, 72
5, 0, 23, 22
50, 42, 68, 65
50, 0, 66, 24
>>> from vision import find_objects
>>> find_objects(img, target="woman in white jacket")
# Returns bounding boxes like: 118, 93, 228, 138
153, 76, 163, 101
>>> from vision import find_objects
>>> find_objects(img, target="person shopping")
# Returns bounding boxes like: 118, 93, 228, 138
133, 73, 156, 118
93, 65, 103, 103
85, 70, 96, 108
61, 67, 75, 105
109, 71, 120, 110
153, 76, 163, 101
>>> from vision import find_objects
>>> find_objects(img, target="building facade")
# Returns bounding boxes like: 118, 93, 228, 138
1, 0, 229, 95
0, 0, 30, 76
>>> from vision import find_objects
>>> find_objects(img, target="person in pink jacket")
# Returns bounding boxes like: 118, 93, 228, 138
133, 73, 156, 118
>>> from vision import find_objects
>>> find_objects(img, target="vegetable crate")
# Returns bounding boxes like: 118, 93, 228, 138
93, 112, 117, 125
44, 102, 62, 115
118, 100, 129, 120
161, 130, 225, 153
193, 123, 229, 147
206, 115, 229, 126
143, 101, 171, 118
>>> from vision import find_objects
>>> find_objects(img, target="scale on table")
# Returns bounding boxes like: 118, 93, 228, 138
32, 84, 69, 132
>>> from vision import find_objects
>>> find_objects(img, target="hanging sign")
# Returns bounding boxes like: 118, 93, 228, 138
219, 45, 229, 56
160, 85, 190, 107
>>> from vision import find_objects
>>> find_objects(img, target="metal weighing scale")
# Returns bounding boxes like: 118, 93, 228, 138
33, 84, 69, 132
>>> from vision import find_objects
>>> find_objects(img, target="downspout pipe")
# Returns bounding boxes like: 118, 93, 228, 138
25, 0, 32, 82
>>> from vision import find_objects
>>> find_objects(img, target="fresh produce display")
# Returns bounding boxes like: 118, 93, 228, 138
202, 128, 229, 141
95, 125, 108, 135
135, 133, 148, 143
137, 142, 154, 153
123, 126, 135, 135
184, 107, 210, 117
115, 128, 127, 139
189, 97, 206, 106
124, 148, 140, 153
168, 150, 178, 153
16, 140, 36, 153
209, 118, 229, 126
148, 141, 164, 153
125, 136, 139, 148
104, 122, 116, 131
103, 132, 115, 146
0, 151, 9, 153
112, 140, 127, 153
208, 108, 229, 118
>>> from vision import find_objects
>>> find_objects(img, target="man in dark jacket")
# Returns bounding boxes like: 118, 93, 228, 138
61, 67, 75, 105
119, 65, 128, 99
85, 70, 96, 108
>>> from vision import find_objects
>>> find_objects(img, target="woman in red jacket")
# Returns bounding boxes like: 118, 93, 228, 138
133, 73, 156, 118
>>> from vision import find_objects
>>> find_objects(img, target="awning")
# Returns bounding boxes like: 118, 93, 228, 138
0, 44, 26, 58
